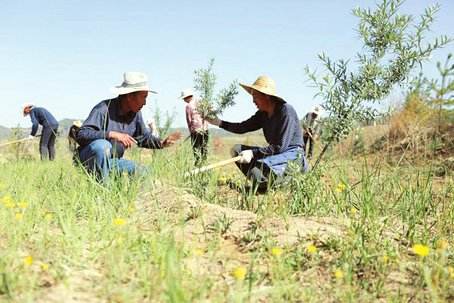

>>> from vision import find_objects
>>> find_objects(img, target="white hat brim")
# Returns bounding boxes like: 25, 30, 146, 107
112, 86, 158, 95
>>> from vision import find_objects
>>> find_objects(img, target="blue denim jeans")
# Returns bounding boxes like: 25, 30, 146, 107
78, 139, 141, 182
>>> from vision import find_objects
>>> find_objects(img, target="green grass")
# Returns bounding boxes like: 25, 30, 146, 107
0, 137, 453, 302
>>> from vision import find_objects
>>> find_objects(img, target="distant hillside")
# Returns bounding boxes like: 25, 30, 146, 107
0, 126, 11, 140
0, 120, 233, 141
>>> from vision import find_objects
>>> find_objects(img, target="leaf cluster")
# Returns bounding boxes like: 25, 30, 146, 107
305, 0, 451, 161
193, 58, 238, 119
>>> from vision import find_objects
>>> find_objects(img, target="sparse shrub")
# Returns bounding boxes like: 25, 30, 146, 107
306, 0, 451, 169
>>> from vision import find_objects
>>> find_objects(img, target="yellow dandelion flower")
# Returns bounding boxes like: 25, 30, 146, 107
448, 266, 454, 279
17, 201, 28, 209
232, 266, 247, 281
40, 263, 49, 271
1, 195, 13, 204
194, 248, 204, 256
2, 195, 15, 208
349, 207, 357, 215
44, 213, 53, 221
15, 213, 23, 221
412, 244, 430, 257
335, 183, 346, 193
306, 243, 317, 254
128, 204, 135, 214
271, 247, 283, 257
436, 239, 448, 251
334, 268, 344, 279
113, 218, 126, 226
217, 175, 228, 185
24, 256, 33, 266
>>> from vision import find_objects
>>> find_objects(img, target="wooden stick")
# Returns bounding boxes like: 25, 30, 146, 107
184, 156, 242, 177
0, 137, 35, 148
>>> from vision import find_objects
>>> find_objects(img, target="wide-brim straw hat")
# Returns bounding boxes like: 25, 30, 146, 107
73, 120, 83, 128
112, 72, 157, 95
239, 75, 286, 103
179, 88, 194, 99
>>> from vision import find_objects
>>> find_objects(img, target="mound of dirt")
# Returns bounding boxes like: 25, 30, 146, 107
134, 184, 347, 248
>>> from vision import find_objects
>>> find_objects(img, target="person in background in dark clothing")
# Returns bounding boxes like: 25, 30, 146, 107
207, 75, 308, 192
23, 104, 59, 161
302, 105, 322, 159
76, 72, 181, 182
180, 88, 209, 166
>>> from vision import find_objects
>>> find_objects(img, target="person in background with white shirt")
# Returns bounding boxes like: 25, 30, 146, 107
302, 105, 322, 159
180, 89, 209, 165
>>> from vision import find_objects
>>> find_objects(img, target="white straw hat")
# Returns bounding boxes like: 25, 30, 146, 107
112, 72, 157, 95
240, 75, 286, 103
179, 88, 194, 99
22, 103, 34, 116
311, 105, 323, 115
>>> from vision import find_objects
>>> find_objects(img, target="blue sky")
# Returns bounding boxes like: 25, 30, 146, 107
1, 0, 453, 128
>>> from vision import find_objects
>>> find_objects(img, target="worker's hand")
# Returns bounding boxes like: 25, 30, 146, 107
108, 131, 137, 149
27, 135, 35, 139
162, 131, 182, 147
205, 116, 221, 126
238, 150, 254, 164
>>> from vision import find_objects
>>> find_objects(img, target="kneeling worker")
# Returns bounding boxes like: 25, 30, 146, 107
76, 72, 181, 181
207, 75, 308, 192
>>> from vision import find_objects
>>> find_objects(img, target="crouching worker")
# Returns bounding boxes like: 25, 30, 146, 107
76, 72, 181, 182
207, 75, 308, 192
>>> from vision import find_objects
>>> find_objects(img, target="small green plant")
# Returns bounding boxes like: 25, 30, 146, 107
186, 204, 202, 221
208, 213, 232, 235
152, 101, 176, 137
194, 58, 239, 119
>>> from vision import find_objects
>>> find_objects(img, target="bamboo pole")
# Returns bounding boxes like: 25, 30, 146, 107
0, 137, 35, 148
184, 156, 242, 177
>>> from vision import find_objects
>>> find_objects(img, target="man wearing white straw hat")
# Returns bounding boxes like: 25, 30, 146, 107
75, 72, 181, 182
302, 105, 323, 159
23, 103, 59, 161
180, 88, 209, 165
207, 75, 308, 192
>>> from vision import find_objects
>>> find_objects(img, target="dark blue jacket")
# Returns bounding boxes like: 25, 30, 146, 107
29, 107, 59, 136
76, 98, 162, 157
221, 102, 308, 174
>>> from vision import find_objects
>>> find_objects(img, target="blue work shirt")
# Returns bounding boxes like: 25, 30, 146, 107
29, 107, 58, 136
76, 98, 162, 157
221, 102, 308, 175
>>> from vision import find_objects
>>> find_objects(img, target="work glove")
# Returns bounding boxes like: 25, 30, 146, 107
28, 135, 35, 139
238, 150, 254, 164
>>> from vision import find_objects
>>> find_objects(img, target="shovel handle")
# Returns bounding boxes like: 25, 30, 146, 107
184, 155, 242, 177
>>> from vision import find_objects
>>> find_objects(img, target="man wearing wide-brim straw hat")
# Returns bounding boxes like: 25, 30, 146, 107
207, 75, 308, 192
75, 72, 182, 182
